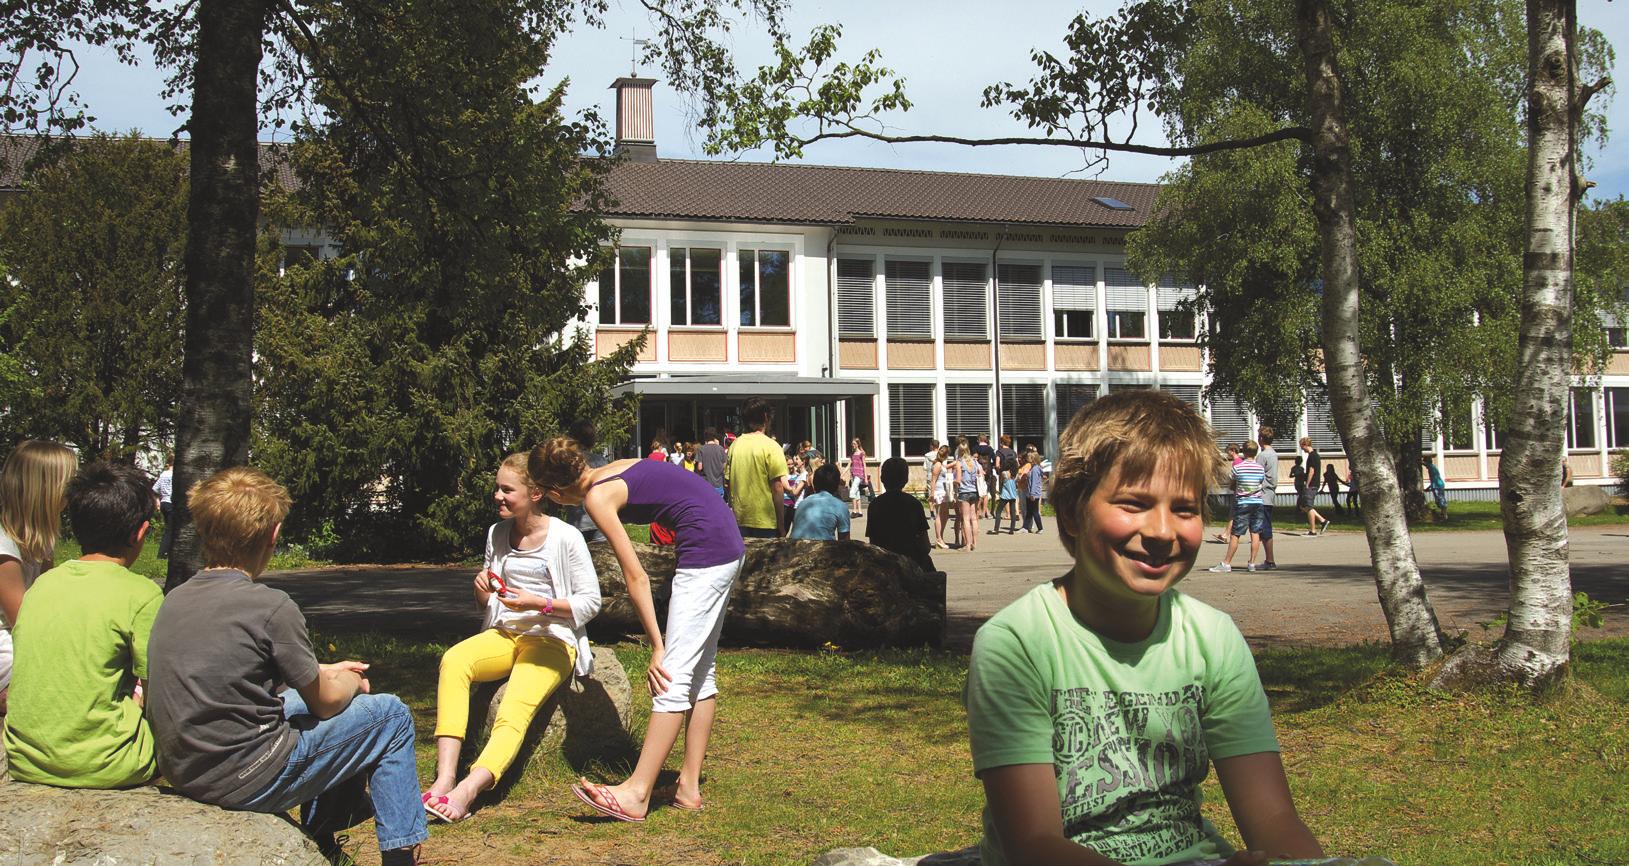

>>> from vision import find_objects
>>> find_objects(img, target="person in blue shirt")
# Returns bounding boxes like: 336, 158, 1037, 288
1422, 455, 1447, 516
789, 464, 851, 541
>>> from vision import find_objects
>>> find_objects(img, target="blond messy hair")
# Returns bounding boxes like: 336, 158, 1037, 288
1051, 390, 1223, 551
189, 466, 292, 569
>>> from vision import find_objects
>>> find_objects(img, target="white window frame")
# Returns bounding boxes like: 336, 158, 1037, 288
669, 246, 724, 328
598, 245, 653, 326
737, 246, 794, 329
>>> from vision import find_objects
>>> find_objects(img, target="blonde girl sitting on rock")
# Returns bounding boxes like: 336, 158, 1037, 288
424, 452, 602, 822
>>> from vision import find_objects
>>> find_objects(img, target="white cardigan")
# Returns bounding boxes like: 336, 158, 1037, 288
480, 516, 603, 677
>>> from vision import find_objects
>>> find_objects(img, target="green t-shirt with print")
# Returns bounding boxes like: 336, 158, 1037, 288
725, 431, 789, 530
2, 559, 161, 788
965, 584, 1279, 866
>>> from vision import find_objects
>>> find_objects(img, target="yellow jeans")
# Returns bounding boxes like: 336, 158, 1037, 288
435, 629, 575, 781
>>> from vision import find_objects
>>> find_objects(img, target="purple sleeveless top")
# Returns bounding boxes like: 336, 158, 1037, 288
597, 459, 745, 568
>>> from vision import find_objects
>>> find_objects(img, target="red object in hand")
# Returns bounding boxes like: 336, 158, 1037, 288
488, 572, 509, 596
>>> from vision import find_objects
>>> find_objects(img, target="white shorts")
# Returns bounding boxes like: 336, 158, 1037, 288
653, 556, 744, 713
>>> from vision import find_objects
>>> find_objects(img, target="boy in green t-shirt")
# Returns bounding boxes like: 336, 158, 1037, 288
965, 390, 1324, 866
2, 461, 161, 788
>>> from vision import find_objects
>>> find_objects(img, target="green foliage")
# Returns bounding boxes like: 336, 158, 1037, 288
1127, 0, 1537, 457
1613, 450, 1629, 498
253, 0, 640, 560
0, 132, 187, 459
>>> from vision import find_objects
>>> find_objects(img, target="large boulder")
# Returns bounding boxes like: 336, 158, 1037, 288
0, 781, 327, 866
1563, 484, 1612, 517
587, 538, 946, 648
465, 645, 635, 792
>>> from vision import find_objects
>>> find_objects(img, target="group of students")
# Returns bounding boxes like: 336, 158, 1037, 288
0, 435, 753, 864
1, 387, 1335, 865
924, 434, 1048, 552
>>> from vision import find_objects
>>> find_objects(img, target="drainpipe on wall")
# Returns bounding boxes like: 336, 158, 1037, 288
827, 228, 839, 458
991, 226, 1006, 445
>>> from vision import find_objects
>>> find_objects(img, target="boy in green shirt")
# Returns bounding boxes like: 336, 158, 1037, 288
3, 461, 161, 787
965, 391, 1324, 866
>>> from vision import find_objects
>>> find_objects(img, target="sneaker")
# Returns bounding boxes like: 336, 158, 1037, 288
1206, 563, 1233, 573
1246, 563, 1259, 572
1259, 561, 1278, 571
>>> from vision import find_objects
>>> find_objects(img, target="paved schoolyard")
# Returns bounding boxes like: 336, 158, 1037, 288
933, 521, 1629, 648
263, 523, 1629, 651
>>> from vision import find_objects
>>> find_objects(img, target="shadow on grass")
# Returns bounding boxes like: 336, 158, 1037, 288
1250, 642, 1392, 714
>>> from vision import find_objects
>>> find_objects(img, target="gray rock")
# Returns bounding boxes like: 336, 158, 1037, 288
1563, 484, 1612, 517
588, 539, 946, 649
0, 781, 327, 866
812, 846, 981, 866
466, 645, 636, 789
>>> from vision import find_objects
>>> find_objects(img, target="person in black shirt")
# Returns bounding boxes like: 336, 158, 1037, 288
865, 457, 936, 573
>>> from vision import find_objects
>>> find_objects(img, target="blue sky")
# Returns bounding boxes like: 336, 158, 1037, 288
59, 0, 1627, 202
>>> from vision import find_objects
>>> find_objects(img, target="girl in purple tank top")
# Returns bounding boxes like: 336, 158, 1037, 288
532, 437, 744, 823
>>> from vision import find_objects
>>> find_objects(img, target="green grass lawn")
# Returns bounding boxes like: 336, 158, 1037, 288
311, 634, 1629, 866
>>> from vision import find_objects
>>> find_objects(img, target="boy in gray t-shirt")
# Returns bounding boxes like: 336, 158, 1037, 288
146, 468, 427, 865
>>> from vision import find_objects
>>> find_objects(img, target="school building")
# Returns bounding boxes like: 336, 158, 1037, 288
585, 77, 1627, 493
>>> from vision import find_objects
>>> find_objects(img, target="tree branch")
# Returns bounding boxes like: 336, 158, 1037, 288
1579, 75, 1611, 109
796, 123, 1310, 158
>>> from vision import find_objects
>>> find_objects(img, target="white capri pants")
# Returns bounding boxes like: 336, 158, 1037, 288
653, 555, 744, 713
848, 476, 863, 501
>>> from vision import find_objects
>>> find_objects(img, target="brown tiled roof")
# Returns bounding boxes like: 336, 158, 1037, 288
603, 158, 1158, 228
0, 134, 296, 191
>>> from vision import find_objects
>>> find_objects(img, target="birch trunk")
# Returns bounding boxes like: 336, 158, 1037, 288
165, 0, 269, 592
1492, 0, 1578, 686
1296, 0, 1444, 666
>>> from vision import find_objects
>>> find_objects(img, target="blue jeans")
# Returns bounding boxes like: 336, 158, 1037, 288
238, 691, 428, 853
1023, 496, 1043, 532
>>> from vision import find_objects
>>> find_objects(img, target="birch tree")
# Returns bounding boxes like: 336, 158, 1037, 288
1434, 0, 1614, 689
707, 0, 1450, 664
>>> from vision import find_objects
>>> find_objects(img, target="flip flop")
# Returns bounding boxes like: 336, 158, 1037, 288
422, 793, 469, 823
572, 782, 646, 823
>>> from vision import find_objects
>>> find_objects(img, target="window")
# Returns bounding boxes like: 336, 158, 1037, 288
1567, 388, 1597, 450
738, 248, 790, 327
846, 395, 876, 455
598, 246, 651, 325
1208, 392, 1252, 447
943, 262, 990, 339
1001, 384, 1047, 442
837, 259, 875, 338
1609, 326, 1628, 349
1056, 383, 1099, 432
1254, 401, 1299, 445
884, 259, 932, 339
1305, 389, 1346, 452
668, 248, 722, 326
1052, 264, 1096, 340
997, 263, 1043, 339
889, 383, 936, 457
1156, 280, 1197, 340
1104, 268, 1147, 339
281, 245, 321, 274
1441, 395, 1475, 451
1160, 384, 1202, 415
945, 383, 992, 441
1608, 388, 1629, 448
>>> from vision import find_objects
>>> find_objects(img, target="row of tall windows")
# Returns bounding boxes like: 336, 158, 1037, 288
878, 383, 1629, 460
599, 246, 791, 327
837, 259, 1198, 341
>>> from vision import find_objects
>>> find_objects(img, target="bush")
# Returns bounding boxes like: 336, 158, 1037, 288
1613, 451, 1629, 499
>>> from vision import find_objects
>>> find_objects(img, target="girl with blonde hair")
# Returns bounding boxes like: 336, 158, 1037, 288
424, 452, 602, 821
0, 439, 78, 704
